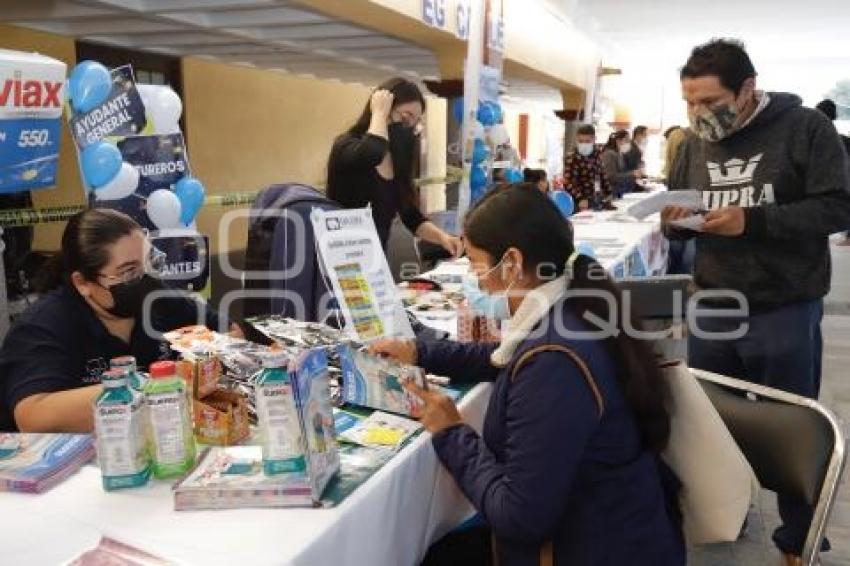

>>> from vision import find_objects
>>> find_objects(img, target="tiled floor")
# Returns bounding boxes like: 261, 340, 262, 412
689, 239, 850, 565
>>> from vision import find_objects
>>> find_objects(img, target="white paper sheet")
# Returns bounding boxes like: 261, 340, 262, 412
626, 190, 702, 220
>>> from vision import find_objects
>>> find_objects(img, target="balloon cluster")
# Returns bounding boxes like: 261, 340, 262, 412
68, 61, 205, 230
456, 98, 513, 202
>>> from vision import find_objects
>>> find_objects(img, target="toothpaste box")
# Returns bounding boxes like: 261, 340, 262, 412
0, 49, 66, 194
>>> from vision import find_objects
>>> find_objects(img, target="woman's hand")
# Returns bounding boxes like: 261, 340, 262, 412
439, 233, 465, 258
368, 338, 418, 366
404, 380, 463, 434
370, 89, 394, 122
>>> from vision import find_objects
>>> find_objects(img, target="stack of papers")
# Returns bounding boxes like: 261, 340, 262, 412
0, 433, 95, 494
173, 446, 314, 510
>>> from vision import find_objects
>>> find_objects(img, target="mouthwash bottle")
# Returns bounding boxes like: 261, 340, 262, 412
110, 356, 147, 391
144, 361, 196, 479
255, 352, 306, 475
93, 369, 150, 491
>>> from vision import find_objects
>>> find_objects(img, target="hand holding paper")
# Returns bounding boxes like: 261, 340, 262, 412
627, 190, 702, 220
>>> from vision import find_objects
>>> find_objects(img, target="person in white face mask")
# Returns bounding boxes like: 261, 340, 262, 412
662, 38, 850, 566
563, 124, 615, 210
601, 130, 642, 198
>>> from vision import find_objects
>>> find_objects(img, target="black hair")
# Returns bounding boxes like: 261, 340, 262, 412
576, 124, 596, 137
816, 99, 837, 121
523, 168, 547, 184
604, 129, 629, 151
663, 125, 681, 139
37, 208, 141, 292
680, 38, 756, 95
326, 77, 426, 208
463, 185, 672, 453
633, 125, 648, 139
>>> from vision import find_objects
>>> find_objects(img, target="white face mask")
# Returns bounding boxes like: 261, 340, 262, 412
637, 139, 648, 151
577, 142, 594, 156
619, 142, 632, 154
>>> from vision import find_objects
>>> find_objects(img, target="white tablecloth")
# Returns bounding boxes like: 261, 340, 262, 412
0, 383, 492, 566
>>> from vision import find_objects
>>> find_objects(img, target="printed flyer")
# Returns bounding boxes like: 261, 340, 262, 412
311, 207, 414, 341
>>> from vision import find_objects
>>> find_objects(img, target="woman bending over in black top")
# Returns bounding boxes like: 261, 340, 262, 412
326, 78, 463, 255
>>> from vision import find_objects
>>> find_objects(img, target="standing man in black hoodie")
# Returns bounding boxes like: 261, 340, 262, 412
662, 39, 850, 565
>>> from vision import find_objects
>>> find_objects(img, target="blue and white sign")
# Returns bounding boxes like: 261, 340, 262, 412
422, 0, 447, 29
456, 0, 470, 40
0, 49, 66, 194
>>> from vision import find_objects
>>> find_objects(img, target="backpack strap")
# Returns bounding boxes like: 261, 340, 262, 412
510, 344, 605, 418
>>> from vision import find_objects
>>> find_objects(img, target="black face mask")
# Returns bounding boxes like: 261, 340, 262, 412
103, 274, 166, 319
388, 121, 416, 179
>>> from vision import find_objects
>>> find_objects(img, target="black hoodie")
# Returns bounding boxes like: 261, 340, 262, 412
668, 92, 850, 310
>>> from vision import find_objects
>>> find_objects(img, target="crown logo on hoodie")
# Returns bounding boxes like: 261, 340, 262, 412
706, 153, 763, 187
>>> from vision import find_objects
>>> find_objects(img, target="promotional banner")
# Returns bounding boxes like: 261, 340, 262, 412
65, 61, 208, 290
0, 49, 66, 194
311, 208, 414, 342
68, 65, 146, 150
115, 132, 188, 231
149, 233, 209, 290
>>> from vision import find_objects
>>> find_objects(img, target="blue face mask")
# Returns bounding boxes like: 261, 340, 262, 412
462, 258, 514, 320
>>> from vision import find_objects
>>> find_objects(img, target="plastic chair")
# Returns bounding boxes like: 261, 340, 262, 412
692, 368, 847, 565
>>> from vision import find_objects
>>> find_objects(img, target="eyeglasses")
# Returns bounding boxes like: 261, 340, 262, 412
96, 244, 166, 285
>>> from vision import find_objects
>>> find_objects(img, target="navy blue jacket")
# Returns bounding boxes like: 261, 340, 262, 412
417, 301, 684, 565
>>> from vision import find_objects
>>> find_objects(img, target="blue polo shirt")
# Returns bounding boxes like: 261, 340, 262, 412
0, 284, 221, 431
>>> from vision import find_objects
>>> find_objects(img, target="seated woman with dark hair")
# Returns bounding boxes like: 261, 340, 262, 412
0, 209, 229, 432
372, 185, 684, 565
522, 168, 549, 193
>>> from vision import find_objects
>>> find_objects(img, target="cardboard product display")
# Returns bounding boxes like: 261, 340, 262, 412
192, 390, 250, 447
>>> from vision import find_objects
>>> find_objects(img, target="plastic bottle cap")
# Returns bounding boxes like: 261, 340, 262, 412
110, 355, 137, 373
101, 369, 128, 388
149, 360, 177, 379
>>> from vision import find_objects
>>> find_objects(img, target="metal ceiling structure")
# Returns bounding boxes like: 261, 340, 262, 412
3, 0, 440, 85
3, 0, 565, 107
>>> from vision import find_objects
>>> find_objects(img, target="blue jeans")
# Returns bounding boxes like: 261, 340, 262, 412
688, 298, 826, 555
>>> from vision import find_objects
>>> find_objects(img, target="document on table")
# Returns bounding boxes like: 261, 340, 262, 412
626, 190, 702, 220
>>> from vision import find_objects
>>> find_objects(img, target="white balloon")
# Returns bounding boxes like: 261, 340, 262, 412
94, 162, 140, 201
136, 84, 182, 134
469, 120, 485, 140
489, 124, 510, 146
146, 189, 182, 230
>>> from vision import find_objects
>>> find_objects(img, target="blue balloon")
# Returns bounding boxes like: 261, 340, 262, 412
504, 168, 524, 183
81, 141, 122, 189
576, 242, 596, 259
452, 97, 465, 124
472, 138, 491, 165
489, 101, 504, 124
174, 176, 206, 225
68, 61, 112, 114
476, 102, 497, 127
550, 191, 575, 217
470, 165, 488, 191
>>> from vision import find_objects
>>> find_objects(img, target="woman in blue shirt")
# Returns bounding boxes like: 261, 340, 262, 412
372, 185, 684, 565
0, 208, 225, 432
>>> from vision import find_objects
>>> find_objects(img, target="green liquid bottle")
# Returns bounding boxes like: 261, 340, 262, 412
255, 352, 306, 475
94, 369, 150, 491
144, 361, 196, 479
